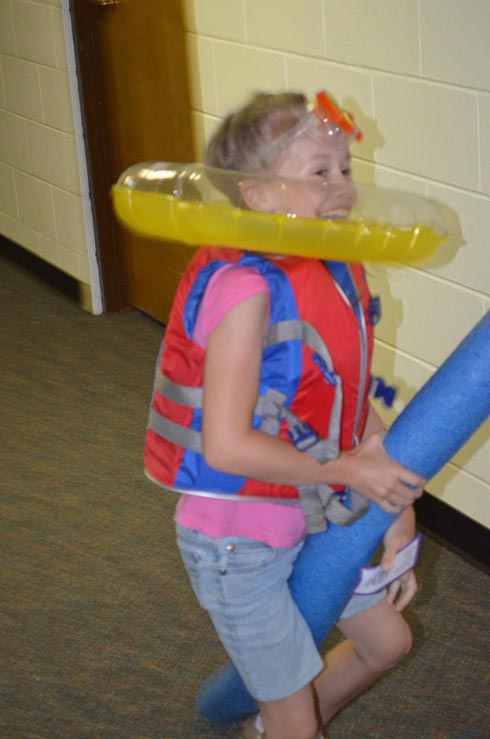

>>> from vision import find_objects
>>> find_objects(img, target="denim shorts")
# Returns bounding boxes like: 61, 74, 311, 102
340, 587, 386, 620
176, 525, 386, 701
176, 525, 324, 701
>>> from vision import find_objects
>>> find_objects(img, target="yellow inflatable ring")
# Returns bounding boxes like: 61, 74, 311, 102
113, 162, 446, 263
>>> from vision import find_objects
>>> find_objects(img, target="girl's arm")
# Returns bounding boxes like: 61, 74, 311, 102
202, 294, 424, 512
362, 403, 386, 439
362, 404, 418, 609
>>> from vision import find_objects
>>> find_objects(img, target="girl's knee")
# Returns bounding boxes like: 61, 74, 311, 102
389, 618, 413, 664
362, 618, 413, 672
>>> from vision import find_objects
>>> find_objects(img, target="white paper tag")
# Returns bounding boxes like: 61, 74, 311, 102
353, 532, 423, 595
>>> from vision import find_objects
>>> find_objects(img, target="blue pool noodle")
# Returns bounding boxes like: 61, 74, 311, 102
197, 312, 490, 723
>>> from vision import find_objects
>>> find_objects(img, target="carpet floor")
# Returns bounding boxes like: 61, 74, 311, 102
1, 250, 489, 738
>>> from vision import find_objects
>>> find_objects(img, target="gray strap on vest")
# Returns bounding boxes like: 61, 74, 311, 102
258, 389, 287, 435
154, 371, 283, 418
283, 408, 340, 457
154, 372, 203, 408
148, 408, 202, 453
265, 321, 366, 531
298, 484, 369, 533
297, 435, 368, 532
149, 377, 283, 450
258, 389, 366, 532
267, 320, 342, 444
267, 319, 332, 356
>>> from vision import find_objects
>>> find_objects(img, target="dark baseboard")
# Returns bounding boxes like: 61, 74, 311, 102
1, 236, 80, 303
415, 493, 490, 574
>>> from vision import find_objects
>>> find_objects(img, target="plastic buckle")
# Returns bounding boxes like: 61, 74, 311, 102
369, 295, 381, 326
370, 375, 397, 408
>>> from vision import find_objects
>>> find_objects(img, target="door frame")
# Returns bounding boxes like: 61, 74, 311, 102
71, 0, 125, 312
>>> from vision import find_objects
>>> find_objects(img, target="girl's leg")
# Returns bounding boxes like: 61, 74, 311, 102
242, 684, 321, 739
177, 526, 324, 738
198, 508, 398, 723
246, 600, 411, 737
258, 683, 320, 739
314, 600, 412, 724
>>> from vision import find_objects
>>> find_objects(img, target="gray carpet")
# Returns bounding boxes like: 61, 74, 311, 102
1, 249, 489, 738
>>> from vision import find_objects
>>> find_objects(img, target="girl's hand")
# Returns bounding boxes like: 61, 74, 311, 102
381, 507, 418, 611
385, 570, 418, 612
340, 432, 426, 513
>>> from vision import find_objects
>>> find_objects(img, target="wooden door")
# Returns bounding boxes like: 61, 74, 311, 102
72, 0, 196, 322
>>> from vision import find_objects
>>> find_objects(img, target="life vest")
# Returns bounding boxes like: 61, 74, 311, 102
144, 247, 376, 531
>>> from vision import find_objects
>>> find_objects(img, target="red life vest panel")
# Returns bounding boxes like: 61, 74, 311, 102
144, 247, 374, 530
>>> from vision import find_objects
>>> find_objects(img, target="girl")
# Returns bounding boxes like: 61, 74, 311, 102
145, 91, 425, 739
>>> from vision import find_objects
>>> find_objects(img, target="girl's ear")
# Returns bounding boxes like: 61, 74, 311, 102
240, 180, 277, 212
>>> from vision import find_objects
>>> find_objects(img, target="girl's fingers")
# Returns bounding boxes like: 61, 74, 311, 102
378, 498, 404, 514
386, 579, 401, 605
392, 482, 424, 504
390, 572, 418, 612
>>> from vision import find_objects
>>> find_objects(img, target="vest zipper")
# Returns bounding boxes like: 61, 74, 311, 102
330, 265, 368, 447
353, 288, 368, 446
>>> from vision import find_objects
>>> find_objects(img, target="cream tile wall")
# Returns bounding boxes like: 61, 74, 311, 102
184, 0, 490, 527
0, 0, 102, 312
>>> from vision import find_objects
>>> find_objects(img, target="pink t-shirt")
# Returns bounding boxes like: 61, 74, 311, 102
174, 263, 307, 547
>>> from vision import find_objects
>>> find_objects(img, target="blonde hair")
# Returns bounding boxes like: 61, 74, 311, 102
205, 92, 309, 174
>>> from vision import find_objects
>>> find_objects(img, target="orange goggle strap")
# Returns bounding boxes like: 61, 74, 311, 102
312, 90, 363, 143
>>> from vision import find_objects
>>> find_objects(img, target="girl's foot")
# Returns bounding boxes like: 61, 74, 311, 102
242, 713, 263, 738
242, 713, 327, 738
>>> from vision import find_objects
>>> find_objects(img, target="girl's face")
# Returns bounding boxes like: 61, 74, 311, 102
267, 126, 355, 219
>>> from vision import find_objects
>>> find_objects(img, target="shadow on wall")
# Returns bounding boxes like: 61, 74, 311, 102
346, 92, 465, 273
422, 197, 465, 272
346, 94, 481, 494
345, 95, 385, 185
